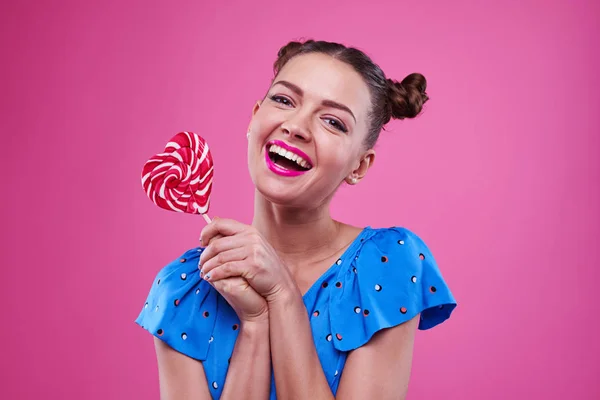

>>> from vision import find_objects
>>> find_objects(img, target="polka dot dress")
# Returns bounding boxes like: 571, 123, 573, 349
135, 226, 457, 399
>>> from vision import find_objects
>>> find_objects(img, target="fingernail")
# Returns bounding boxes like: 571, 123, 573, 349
199, 269, 203, 276
204, 274, 211, 280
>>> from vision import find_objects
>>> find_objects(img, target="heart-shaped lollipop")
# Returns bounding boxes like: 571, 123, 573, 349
141, 131, 214, 223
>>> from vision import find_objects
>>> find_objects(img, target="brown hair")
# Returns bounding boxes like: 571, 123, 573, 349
273, 39, 429, 149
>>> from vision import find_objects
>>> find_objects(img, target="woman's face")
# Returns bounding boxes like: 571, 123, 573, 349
247, 52, 374, 209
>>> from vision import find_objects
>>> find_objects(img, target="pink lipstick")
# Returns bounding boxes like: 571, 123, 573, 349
265, 140, 313, 177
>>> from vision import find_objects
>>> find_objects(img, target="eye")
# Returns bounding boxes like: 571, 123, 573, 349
323, 117, 348, 133
269, 95, 293, 107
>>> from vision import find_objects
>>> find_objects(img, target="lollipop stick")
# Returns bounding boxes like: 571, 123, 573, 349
199, 213, 212, 243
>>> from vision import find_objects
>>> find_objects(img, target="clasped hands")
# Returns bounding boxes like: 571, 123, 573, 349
198, 217, 298, 323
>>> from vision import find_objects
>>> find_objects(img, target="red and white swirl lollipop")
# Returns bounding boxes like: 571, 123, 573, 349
141, 131, 214, 223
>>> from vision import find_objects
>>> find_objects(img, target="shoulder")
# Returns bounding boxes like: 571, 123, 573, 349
151, 247, 204, 283
134, 247, 238, 362
355, 225, 443, 272
327, 225, 457, 351
361, 225, 435, 251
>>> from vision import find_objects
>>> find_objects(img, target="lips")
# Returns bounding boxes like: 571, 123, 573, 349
264, 140, 313, 177
268, 140, 313, 166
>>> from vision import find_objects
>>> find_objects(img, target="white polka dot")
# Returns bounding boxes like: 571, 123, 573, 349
144, 302, 148, 309
398, 240, 405, 245
326, 334, 332, 342
336, 259, 342, 265
155, 305, 159, 312
334, 370, 338, 376
354, 307, 361, 313
195, 288, 201, 295
209, 336, 214, 343
411, 276, 417, 283
180, 273, 187, 280
375, 284, 382, 291
212, 382, 218, 389
181, 333, 188, 340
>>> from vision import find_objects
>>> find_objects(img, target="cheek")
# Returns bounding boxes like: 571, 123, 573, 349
317, 140, 356, 174
330, 154, 351, 173
247, 112, 281, 173
251, 107, 283, 139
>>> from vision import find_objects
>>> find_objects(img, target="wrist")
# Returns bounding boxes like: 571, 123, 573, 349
267, 283, 303, 310
240, 313, 270, 334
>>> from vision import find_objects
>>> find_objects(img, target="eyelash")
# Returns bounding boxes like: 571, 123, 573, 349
323, 118, 348, 133
269, 94, 348, 133
269, 95, 293, 107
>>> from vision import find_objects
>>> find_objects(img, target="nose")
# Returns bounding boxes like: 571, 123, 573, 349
280, 114, 311, 142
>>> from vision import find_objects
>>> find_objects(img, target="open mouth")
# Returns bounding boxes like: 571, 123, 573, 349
267, 143, 313, 172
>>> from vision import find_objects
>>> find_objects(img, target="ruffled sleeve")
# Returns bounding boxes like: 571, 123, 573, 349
135, 247, 218, 361
328, 227, 457, 352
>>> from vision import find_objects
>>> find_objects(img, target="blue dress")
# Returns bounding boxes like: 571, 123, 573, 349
135, 226, 457, 398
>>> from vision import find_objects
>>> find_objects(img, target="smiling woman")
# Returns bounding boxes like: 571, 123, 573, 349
135, 39, 457, 400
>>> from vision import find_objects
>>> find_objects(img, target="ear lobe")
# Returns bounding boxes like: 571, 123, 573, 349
348, 150, 376, 184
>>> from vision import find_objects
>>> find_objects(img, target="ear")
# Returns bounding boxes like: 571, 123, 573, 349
252, 100, 261, 116
247, 101, 262, 135
345, 149, 376, 185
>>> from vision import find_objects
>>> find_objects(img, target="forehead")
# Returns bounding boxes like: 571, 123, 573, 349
274, 53, 372, 122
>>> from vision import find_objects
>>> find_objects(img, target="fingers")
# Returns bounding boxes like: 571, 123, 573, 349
206, 233, 224, 246
200, 218, 248, 247
198, 233, 223, 268
200, 246, 247, 276
199, 235, 245, 266
210, 276, 247, 294
203, 260, 248, 282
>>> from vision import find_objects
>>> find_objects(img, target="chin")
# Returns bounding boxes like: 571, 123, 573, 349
254, 175, 310, 207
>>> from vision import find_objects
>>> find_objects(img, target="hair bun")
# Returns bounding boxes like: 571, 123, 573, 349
387, 73, 429, 120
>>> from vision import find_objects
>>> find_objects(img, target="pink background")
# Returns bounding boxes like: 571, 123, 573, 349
1, 0, 599, 398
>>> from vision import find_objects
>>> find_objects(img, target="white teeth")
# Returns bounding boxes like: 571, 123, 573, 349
268, 144, 311, 169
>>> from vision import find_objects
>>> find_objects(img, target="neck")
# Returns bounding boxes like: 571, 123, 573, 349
251, 190, 342, 261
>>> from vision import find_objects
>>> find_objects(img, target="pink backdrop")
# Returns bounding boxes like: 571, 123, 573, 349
2, 0, 599, 398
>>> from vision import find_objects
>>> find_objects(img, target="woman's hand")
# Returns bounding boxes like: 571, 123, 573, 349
200, 233, 269, 324
199, 218, 298, 304
211, 277, 269, 324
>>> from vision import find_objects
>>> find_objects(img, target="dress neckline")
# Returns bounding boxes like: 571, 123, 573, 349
301, 226, 372, 300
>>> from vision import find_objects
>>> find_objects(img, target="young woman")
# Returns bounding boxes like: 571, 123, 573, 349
136, 39, 457, 400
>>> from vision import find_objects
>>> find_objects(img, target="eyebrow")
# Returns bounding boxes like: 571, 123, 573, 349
272, 80, 357, 123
